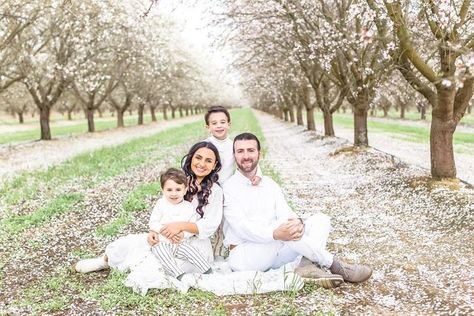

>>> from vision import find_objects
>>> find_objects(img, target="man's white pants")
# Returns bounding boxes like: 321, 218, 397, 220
228, 213, 334, 272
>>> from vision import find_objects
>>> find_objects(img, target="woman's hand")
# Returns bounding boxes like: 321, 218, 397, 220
159, 223, 182, 240
147, 230, 160, 246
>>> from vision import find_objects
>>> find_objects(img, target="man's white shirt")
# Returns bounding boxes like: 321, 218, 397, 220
222, 167, 298, 246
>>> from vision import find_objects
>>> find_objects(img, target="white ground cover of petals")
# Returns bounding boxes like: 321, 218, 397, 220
0, 115, 201, 183
255, 111, 474, 315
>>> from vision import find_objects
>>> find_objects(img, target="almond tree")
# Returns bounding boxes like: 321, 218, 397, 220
0, 83, 32, 123
0, 2, 40, 93
70, 1, 121, 132
18, 1, 79, 140
373, 0, 474, 178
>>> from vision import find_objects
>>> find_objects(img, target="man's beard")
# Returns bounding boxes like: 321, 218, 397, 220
236, 159, 258, 173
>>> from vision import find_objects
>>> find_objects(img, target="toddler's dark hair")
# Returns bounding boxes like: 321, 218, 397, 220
160, 168, 187, 188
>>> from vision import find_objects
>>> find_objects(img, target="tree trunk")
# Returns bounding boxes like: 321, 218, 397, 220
185, 107, 189, 116
171, 107, 176, 119
306, 108, 315, 131
323, 111, 335, 136
128, 109, 132, 116
296, 105, 303, 125
117, 110, 125, 127
150, 106, 157, 122
86, 108, 95, 132
138, 103, 144, 125
467, 105, 472, 114
383, 107, 388, 117
39, 106, 51, 140
283, 109, 289, 121
163, 107, 168, 120
289, 106, 295, 123
98, 108, 103, 118
400, 105, 405, 119
353, 107, 368, 146
179, 107, 183, 117
430, 116, 456, 178
429, 83, 459, 178
67, 110, 72, 120
420, 105, 426, 120
18, 112, 24, 124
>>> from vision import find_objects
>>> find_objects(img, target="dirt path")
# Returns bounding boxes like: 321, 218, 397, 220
0, 115, 201, 182
255, 111, 474, 315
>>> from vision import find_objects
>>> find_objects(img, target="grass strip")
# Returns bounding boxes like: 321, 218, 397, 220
2, 192, 84, 234
82, 270, 224, 314
95, 182, 161, 237
0, 119, 203, 206
12, 269, 83, 315
0, 114, 162, 144
312, 113, 474, 146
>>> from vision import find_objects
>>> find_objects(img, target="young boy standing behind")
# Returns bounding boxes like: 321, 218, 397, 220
204, 106, 233, 258
204, 106, 234, 185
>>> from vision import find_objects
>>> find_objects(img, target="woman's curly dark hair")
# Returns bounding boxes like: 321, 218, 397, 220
181, 141, 222, 218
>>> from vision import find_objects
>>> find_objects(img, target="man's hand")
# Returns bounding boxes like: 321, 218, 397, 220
147, 230, 160, 246
273, 218, 304, 241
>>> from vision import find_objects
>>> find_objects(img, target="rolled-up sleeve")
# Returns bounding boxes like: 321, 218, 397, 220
195, 185, 223, 239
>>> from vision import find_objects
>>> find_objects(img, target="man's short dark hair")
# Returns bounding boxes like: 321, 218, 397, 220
233, 132, 261, 153
204, 106, 231, 125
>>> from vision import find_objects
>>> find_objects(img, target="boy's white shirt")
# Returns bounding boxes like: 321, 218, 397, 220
206, 135, 235, 185
149, 197, 197, 242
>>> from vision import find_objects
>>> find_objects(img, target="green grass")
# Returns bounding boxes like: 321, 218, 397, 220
82, 270, 225, 314
362, 108, 474, 126
95, 182, 161, 237
0, 120, 202, 207
312, 112, 474, 147
13, 268, 82, 315
1, 192, 84, 234
0, 113, 163, 144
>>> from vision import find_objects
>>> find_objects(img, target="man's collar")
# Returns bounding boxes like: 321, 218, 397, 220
234, 165, 263, 185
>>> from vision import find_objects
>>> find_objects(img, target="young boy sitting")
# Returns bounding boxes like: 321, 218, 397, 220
149, 168, 212, 289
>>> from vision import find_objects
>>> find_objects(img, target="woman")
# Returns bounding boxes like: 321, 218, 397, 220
75, 141, 223, 279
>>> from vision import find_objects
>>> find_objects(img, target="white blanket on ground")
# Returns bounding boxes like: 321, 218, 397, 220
106, 233, 303, 295
123, 253, 303, 296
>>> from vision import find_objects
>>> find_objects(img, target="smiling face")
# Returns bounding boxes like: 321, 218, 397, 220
162, 179, 186, 205
234, 139, 260, 176
206, 112, 231, 140
191, 147, 217, 182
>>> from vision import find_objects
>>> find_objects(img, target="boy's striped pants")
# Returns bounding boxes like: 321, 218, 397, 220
151, 242, 211, 278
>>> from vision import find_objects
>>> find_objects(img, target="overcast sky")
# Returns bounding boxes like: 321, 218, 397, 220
148, 0, 246, 105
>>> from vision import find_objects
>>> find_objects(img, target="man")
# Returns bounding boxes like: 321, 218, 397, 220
222, 132, 372, 289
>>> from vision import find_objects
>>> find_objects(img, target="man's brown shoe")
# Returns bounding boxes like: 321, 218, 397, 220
329, 259, 372, 283
295, 257, 344, 289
